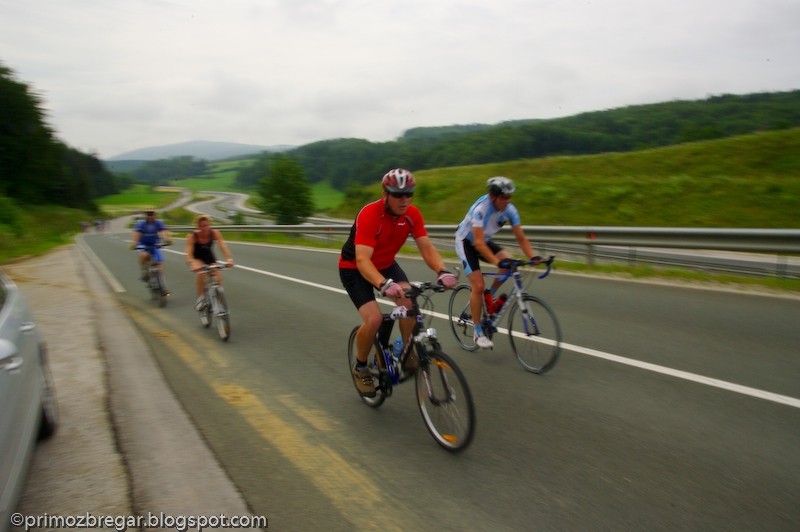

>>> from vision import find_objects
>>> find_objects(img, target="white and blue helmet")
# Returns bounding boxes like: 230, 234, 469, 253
487, 176, 515, 195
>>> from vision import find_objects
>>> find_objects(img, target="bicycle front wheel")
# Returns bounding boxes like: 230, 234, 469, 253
199, 294, 211, 328
507, 295, 561, 374
416, 350, 475, 452
155, 270, 167, 308
148, 269, 160, 303
347, 326, 385, 408
448, 284, 478, 352
214, 287, 231, 341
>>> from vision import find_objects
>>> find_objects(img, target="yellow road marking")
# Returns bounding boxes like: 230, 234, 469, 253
127, 305, 230, 369
125, 305, 403, 531
276, 394, 336, 432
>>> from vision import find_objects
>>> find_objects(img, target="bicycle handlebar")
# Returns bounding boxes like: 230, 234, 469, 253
193, 262, 230, 273
133, 241, 170, 250
503, 255, 556, 279
405, 280, 450, 297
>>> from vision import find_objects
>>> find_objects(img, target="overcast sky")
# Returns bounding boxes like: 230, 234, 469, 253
1, 0, 798, 159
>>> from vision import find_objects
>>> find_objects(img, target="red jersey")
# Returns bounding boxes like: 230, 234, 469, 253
338, 199, 428, 270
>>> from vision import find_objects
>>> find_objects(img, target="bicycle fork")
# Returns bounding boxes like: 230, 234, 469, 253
419, 355, 457, 406
514, 294, 541, 337
206, 286, 223, 316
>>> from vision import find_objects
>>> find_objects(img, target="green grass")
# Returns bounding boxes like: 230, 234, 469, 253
5, 129, 799, 293
331, 128, 800, 228
173, 159, 255, 193
310, 180, 346, 211
0, 205, 92, 264
95, 184, 181, 216
171, 160, 344, 213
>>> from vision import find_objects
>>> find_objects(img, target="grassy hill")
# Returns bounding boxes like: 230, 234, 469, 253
331, 128, 800, 228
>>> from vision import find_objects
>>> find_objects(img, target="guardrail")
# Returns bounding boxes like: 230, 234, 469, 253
170, 224, 800, 278
172, 224, 800, 252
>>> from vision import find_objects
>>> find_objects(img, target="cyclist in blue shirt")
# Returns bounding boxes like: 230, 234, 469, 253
130, 208, 172, 295
455, 177, 539, 349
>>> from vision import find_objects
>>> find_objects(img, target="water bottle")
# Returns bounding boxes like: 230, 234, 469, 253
392, 337, 404, 360
483, 289, 495, 314
494, 293, 508, 313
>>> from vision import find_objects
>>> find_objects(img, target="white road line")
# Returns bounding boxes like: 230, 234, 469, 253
89, 238, 800, 411
235, 263, 800, 410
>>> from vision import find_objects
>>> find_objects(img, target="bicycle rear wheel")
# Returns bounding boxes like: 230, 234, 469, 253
416, 350, 475, 452
347, 326, 385, 408
447, 284, 478, 351
214, 287, 231, 341
507, 295, 561, 374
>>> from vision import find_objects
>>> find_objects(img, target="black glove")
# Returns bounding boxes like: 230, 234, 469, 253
497, 258, 514, 270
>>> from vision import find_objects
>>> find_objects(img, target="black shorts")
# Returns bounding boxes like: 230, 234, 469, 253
456, 239, 503, 275
339, 262, 409, 310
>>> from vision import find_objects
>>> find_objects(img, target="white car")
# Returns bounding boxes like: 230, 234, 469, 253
0, 268, 58, 532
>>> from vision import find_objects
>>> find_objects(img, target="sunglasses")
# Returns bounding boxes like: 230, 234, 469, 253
145, 211, 155, 215
499, 194, 512, 200
389, 192, 414, 199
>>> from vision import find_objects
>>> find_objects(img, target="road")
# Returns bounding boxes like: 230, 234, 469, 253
187, 191, 265, 224
81, 230, 800, 531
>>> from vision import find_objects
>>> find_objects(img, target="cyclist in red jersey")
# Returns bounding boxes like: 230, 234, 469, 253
339, 168, 457, 397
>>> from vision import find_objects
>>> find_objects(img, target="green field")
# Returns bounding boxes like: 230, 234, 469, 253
5, 130, 799, 292
95, 184, 181, 215
0, 205, 91, 263
174, 159, 255, 192
168, 159, 344, 212
332, 128, 800, 227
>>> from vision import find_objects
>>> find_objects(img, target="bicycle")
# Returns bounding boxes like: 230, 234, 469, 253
347, 281, 476, 453
195, 262, 231, 341
448, 256, 561, 374
136, 242, 170, 308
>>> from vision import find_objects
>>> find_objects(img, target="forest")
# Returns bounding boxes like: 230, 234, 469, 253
3, 55, 800, 211
237, 90, 800, 192
0, 62, 127, 211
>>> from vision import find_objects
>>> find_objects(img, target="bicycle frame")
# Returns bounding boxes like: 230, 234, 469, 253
448, 256, 561, 374
196, 263, 230, 341
204, 270, 224, 314
481, 259, 550, 335
347, 281, 476, 452
372, 285, 438, 390
137, 242, 168, 306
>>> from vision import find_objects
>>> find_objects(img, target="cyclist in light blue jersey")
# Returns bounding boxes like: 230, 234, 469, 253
455, 177, 539, 349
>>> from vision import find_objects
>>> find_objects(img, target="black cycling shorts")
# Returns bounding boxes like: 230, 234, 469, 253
457, 239, 503, 275
339, 262, 409, 310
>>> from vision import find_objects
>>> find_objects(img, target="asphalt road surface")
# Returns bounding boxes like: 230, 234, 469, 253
76, 225, 800, 530
68, 225, 800, 531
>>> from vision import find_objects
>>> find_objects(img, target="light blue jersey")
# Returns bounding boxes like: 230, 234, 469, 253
455, 194, 521, 243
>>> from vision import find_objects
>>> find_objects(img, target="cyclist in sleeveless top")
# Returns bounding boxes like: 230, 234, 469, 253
455, 177, 540, 349
130, 207, 172, 295
339, 168, 457, 397
185, 214, 234, 311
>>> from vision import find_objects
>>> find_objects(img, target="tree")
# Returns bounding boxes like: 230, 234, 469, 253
257, 156, 314, 224
0, 63, 61, 203
0, 62, 119, 209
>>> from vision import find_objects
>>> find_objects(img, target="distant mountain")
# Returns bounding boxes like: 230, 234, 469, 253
106, 140, 293, 162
